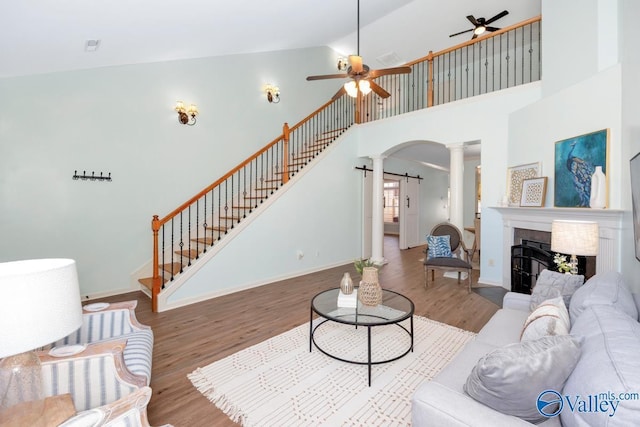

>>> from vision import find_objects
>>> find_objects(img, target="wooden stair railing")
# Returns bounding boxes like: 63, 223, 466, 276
142, 16, 542, 312
143, 94, 355, 311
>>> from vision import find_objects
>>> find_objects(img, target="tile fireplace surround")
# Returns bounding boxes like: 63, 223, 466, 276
494, 207, 623, 288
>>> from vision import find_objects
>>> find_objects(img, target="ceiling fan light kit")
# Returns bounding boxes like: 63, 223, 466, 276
306, 0, 411, 100
449, 10, 509, 39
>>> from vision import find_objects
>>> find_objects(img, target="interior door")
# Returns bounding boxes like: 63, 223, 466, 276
362, 172, 373, 259
399, 178, 420, 249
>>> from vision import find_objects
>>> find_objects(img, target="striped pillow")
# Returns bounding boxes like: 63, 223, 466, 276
427, 235, 452, 258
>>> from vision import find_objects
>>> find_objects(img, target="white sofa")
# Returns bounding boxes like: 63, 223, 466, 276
412, 271, 640, 426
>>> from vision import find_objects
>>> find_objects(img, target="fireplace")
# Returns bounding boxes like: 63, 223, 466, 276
495, 207, 623, 289
510, 231, 592, 294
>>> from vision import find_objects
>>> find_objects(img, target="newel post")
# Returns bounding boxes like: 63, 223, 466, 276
151, 215, 161, 312
282, 122, 290, 184
426, 51, 434, 108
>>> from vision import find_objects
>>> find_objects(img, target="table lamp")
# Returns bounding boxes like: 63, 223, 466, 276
551, 220, 599, 275
0, 259, 83, 411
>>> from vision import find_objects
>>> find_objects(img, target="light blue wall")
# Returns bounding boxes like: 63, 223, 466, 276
0, 46, 343, 298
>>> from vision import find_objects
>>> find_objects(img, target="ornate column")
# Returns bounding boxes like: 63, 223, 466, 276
448, 144, 465, 230
371, 155, 386, 265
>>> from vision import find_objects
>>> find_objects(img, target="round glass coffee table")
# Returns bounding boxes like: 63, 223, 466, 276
309, 288, 414, 386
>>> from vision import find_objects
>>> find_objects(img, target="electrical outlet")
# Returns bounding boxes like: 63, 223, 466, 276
297, 250, 304, 260
488, 259, 495, 267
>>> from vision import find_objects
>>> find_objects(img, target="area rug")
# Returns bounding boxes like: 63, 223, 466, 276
188, 316, 475, 426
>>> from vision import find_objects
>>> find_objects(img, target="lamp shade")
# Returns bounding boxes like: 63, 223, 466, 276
0, 259, 83, 358
551, 220, 599, 256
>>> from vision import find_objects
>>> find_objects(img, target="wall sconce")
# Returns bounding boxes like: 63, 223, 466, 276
265, 84, 280, 104
174, 101, 198, 125
337, 57, 348, 71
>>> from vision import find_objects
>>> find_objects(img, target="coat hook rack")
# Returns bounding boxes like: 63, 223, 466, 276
72, 170, 112, 182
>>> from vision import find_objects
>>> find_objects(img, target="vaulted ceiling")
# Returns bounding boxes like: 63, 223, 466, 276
1, 0, 540, 78
2, 0, 540, 169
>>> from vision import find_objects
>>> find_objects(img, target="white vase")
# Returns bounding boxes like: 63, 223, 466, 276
589, 166, 606, 209
340, 272, 354, 295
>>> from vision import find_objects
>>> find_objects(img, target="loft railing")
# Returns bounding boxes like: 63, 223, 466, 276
359, 16, 541, 123
148, 95, 354, 311
146, 16, 541, 311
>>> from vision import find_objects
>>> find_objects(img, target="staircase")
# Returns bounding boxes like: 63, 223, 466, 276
140, 16, 542, 311
138, 96, 355, 310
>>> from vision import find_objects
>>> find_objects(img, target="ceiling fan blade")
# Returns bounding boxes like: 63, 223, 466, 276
471, 33, 478, 40
449, 28, 474, 37
466, 15, 479, 26
332, 86, 347, 100
485, 10, 509, 25
369, 80, 391, 99
485, 26, 500, 32
306, 73, 349, 81
368, 66, 412, 78
350, 55, 364, 74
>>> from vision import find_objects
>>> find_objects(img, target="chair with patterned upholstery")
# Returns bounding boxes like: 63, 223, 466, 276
424, 222, 472, 292
45, 301, 153, 386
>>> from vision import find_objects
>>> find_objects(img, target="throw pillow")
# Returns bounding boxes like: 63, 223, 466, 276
521, 296, 570, 341
530, 269, 584, 311
426, 235, 452, 259
464, 335, 581, 423
569, 271, 638, 323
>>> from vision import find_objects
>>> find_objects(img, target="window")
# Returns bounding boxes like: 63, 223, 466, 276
383, 180, 400, 223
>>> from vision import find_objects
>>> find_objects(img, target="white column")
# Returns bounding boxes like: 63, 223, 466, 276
449, 144, 465, 230
371, 155, 386, 265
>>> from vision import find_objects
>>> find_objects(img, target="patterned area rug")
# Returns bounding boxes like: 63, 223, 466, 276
189, 316, 475, 426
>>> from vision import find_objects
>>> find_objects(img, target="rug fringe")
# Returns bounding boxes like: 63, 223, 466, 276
188, 369, 248, 425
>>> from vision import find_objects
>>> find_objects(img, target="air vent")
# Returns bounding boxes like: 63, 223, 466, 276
376, 51, 403, 67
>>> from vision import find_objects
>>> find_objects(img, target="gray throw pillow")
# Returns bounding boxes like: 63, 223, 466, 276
569, 271, 638, 323
464, 335, 581, 423
530, 269, 584, 311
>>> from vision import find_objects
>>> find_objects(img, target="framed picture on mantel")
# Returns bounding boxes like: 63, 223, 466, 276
507, 162, 541, 206
554, 129, 609, 208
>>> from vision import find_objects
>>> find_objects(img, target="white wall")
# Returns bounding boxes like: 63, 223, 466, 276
167, 130, 362, 306
619, 0, 640, 287
356, 83, 543, 286
0, 46, 343, 298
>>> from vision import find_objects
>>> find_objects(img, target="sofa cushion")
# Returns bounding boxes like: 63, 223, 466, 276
464, 335, 581, 423
569, 271, 637, 323
433, 339, 497, 393
476, 308, 529, 347
561, 305, 640, 427
427, 235, 452, 258
521, 296, 570, 342
530, 270, 584, 311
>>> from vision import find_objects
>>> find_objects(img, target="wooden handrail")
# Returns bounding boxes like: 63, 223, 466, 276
406, 16, 541, 66
148, 15, 542, 311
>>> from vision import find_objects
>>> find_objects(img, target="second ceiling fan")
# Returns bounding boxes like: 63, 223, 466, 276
306, 0, 411, 100
450, 10, 509, 39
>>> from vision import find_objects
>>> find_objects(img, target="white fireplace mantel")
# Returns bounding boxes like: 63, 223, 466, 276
492, 207, 624, 287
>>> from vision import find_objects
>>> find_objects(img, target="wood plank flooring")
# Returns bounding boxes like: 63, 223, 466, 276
96, 236, 500, 426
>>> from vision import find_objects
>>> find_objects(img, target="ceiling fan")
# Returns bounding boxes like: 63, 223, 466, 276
306, 0, 411, 100
449, 10, 509, 39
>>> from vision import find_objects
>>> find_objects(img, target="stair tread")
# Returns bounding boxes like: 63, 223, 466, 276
161, 262, 183, 274
205, 225, 227, 231
192, 236, 215, 244
175, 249, 199, 259
139, 276, 168, 290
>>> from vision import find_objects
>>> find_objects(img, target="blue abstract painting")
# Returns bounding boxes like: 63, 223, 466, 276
554, 129, 608, 207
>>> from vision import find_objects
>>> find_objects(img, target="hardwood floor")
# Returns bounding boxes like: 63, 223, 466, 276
97, 236, 500, 426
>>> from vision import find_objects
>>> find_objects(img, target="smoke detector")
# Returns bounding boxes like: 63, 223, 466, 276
85, 40, 101, 52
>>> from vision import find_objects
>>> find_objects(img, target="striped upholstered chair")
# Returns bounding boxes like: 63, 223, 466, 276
38, 341, 171, 426
45, 301, 153, 386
